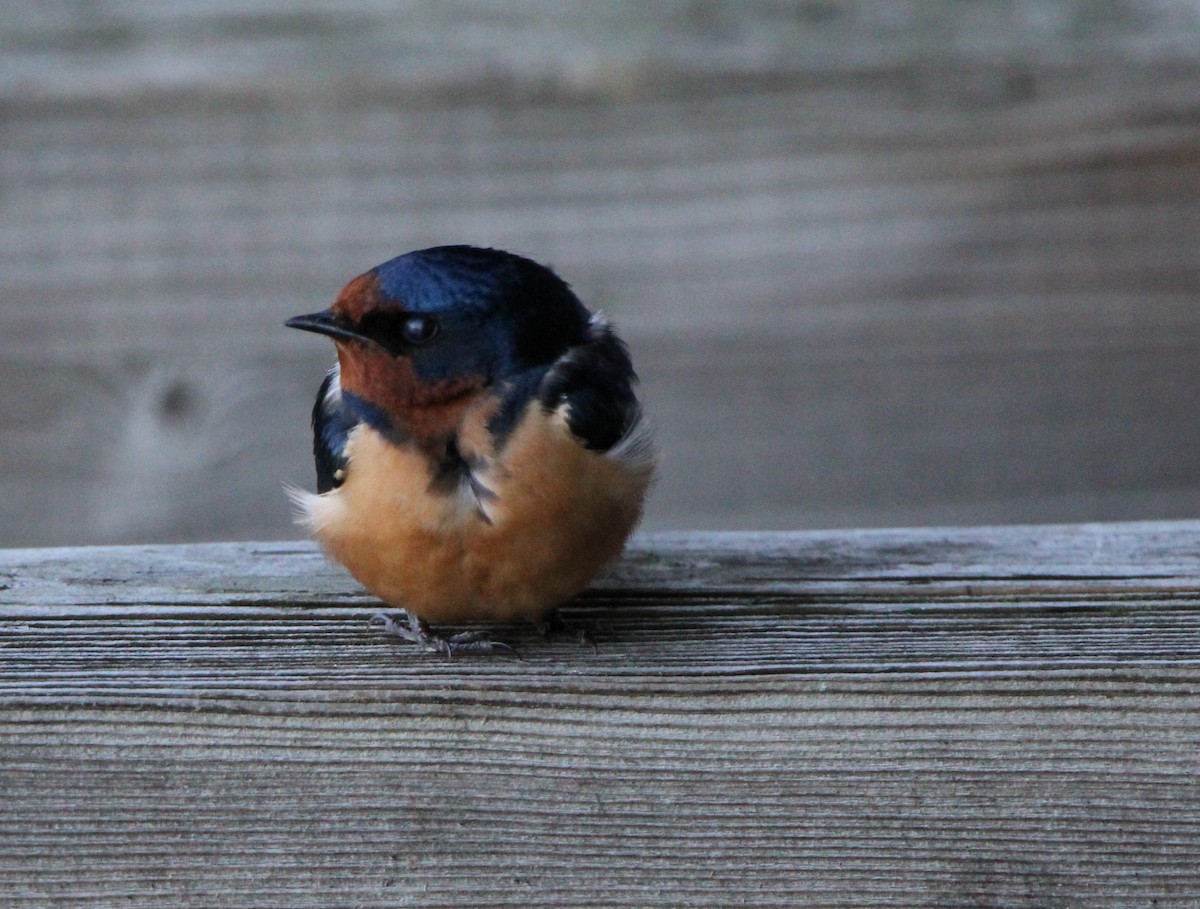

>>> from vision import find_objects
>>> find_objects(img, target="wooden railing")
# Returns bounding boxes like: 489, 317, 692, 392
3, 521, 1199, 906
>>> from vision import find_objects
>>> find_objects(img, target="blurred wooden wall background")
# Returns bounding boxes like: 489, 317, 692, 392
2, 1, 1199, 546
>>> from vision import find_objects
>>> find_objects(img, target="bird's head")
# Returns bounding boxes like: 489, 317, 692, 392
286, 246, 592, 443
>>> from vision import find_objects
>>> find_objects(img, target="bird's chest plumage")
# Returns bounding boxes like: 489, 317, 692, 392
298, 403, 649, 623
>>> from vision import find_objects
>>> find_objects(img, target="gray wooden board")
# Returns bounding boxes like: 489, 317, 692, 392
2, 521, 1199, 907
4, 4, 1200, 545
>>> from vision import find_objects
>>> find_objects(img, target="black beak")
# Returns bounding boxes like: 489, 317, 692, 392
285, 309, 367, 344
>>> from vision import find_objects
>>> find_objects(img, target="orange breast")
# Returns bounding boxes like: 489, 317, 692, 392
299, 404, 652, 623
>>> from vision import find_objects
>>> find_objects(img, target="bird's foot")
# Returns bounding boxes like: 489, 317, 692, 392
370, 612, 519, 659
535, 610, 597, 651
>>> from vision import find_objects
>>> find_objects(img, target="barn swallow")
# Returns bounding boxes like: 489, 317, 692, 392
286, 246, 655, 656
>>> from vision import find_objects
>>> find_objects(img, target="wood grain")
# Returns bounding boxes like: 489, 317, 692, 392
2, 522, 1200, 907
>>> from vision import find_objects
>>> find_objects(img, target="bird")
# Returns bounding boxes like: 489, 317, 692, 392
285, 245, 655, 656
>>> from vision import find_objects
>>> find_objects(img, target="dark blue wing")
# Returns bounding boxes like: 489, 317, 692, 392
489, 319, 643, 454
489, 320, 639, 453
311, 365, 358, 493
537, 321, 641, 452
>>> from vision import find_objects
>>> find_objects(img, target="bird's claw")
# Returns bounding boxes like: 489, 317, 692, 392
370, 612, 519, 659
535, 610, 597, 651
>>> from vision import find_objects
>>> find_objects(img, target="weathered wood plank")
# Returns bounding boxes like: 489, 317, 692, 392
2, 523, 1199, 906
4, 5, 1200, 544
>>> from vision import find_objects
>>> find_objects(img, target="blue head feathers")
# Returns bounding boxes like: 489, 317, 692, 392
365, 246, 592, 381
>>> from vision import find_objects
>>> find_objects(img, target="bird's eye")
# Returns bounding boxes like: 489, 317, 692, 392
401, 315, 439, 345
